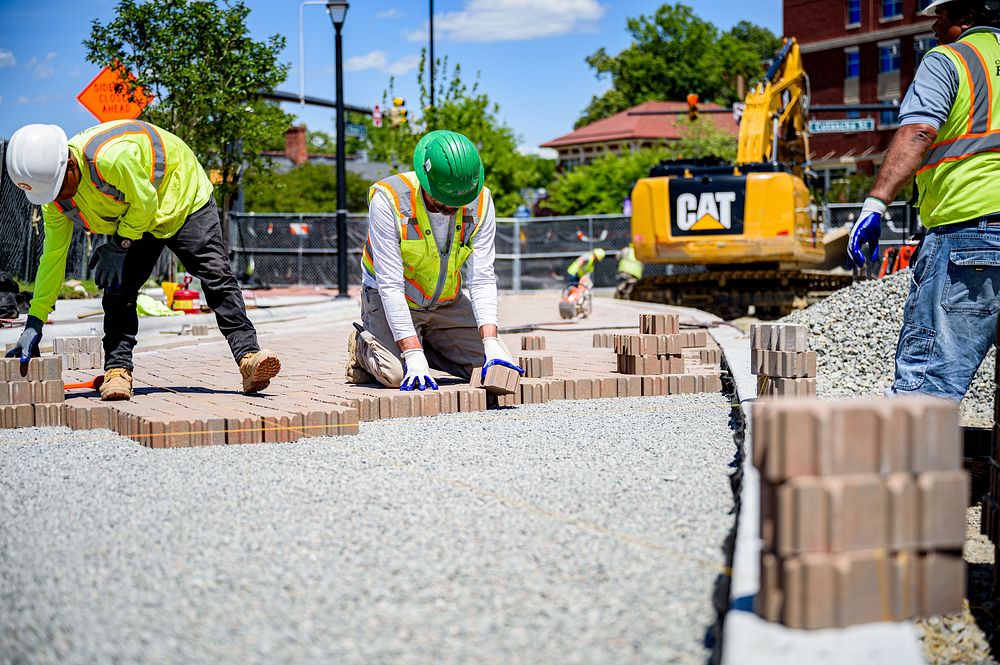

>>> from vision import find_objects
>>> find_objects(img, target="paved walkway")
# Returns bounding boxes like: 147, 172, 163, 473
59, 293, 724, 446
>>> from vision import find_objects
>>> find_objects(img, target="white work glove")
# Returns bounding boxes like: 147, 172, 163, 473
481, 337, 524, 381
400, 348, 438, 391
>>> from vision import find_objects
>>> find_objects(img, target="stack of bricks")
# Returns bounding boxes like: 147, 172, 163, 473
750, 323, 817, 398
979, 318, 1000, 570
615, 313, 684, 376
0, 357, 65, 428
52, 336, 104, 371
755, 397, 968, 629
518, 334, 555, 379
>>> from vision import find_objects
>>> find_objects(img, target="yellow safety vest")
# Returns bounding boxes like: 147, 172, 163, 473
567, 251, 598, 278
363, 171, 489, 310
617, 244, 643, 279
915, 30, 1000, 228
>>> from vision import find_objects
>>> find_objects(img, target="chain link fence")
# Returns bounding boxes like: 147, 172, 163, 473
231, 212, 698, 290
825, 201, 919, 246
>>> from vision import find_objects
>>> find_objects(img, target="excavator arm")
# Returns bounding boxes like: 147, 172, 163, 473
736, 38, 811, 176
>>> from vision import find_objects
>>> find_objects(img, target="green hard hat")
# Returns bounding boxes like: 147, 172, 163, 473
413, 130, 484, 207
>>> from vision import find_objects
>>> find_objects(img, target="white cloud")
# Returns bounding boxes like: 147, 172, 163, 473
15, 94, 49, 105
407, 0, 605, 43
376, 8, 403, 19
25, 52, 58, 79
517, 145, 558, 159
344, 50, 421, 76
0, 49, 15, 68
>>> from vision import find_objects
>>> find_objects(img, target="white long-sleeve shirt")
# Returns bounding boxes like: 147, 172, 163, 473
363, 189, 499, 341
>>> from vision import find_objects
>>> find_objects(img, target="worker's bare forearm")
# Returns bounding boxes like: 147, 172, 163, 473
479, 324, 498, 339
869, 124, 937, 203
397, 336, 422, 352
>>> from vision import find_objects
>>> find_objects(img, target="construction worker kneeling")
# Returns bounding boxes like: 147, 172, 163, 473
5, 121, 280, 400
346, 130, 523, 390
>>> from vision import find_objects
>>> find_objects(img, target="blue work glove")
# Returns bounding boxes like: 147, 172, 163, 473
88, 234, 133, 290
848, 197, 887, 269
400, 348, 439, 391
4, 315, 43, 365
481, 337, 525, 379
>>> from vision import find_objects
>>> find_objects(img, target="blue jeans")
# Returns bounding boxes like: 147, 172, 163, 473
891, 219, 1000, 400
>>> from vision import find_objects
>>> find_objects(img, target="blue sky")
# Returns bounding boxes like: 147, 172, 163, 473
0, 0, 781, 155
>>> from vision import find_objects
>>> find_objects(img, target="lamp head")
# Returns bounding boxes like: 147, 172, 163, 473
326, 0, 348, 27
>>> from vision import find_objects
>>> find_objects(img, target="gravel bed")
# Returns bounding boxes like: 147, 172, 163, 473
0, 393, 735, 665
783, 270, 996, 425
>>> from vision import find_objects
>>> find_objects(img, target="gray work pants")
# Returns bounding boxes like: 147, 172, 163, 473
358, 287, 495, 387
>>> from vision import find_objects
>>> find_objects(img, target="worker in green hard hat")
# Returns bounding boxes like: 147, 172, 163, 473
346, 130, 523, 391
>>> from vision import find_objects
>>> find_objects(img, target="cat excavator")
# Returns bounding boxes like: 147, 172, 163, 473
628, 37, 852, 319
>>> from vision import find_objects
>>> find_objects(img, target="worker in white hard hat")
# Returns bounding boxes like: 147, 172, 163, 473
849, 0, 1000, 401
4, 121, 281, 400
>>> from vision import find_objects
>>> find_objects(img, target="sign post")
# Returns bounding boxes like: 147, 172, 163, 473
76, 66, 151, 123
807, 118, 875, 134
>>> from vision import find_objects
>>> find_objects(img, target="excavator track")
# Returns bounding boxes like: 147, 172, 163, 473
625, 269, 854, 320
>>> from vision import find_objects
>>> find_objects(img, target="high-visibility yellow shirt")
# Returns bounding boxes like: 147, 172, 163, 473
30, 120, 213, 321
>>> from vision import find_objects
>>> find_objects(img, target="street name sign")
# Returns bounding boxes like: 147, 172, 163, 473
345, 122, 367, 139
808, 118, 875, 134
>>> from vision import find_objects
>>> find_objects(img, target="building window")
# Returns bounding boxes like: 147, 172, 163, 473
914, 34, 938, 62
845, 50, 861, 78
879, 42, 900, 73
882, 0, 903, 20
880, 100, 900, 127
847, 0, 861, 26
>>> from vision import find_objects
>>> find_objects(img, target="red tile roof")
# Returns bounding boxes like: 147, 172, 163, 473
541, 100, 739, 149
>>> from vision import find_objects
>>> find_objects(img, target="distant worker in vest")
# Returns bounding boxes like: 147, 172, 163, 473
4, 121, 280, 400
346, 130, 522, 391
565, 248, 606, 286
615, 243, 644, 298
849, 0, 1000, 401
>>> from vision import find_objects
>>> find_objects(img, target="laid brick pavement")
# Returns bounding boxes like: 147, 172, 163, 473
35, 294, 724, 447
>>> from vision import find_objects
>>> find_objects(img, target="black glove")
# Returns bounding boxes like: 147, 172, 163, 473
4, 315, 43, 364
89, 234, 133, 290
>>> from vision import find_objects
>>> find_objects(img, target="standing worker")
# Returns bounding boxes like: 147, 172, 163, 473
565, 248, 606, 286
345, 130, 522, 391
615, 243, 644, 299
4, 120, 280, 400
849, 0, 1000, 401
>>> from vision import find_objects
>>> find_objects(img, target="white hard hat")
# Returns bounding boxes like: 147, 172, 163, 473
5, 124, 68, 205
919, 0, 956, 16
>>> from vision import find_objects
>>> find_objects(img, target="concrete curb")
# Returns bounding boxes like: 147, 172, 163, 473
707, 322, 927, 664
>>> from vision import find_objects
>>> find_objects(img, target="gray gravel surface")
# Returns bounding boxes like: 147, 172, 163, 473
783, 270, 996, 425
0, 393, 735, 665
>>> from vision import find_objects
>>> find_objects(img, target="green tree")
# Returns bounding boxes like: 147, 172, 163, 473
545, 121, 737, 215
242, 162, 369, 213
367, 53, 554, 216
83, 0, 292, 232
577, 3, 779, 127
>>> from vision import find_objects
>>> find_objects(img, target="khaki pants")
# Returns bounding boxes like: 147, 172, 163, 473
356, 287, 502, 388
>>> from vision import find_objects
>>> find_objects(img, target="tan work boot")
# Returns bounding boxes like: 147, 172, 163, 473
345, 326, 376, 384
239, 350, 281, 394
100, 368, 133, 401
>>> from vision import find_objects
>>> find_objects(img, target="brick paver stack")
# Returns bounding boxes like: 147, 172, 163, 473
0, 357, 65, 428
754, 396, 968, 629
750, 323, 817, 398
53, 336, 104, 371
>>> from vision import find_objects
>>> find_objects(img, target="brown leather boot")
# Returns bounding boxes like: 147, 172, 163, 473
99, 368, 133, 401
345, 327, 376, 384
239, 350, 281, 394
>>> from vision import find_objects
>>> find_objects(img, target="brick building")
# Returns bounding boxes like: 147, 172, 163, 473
785, 0, 936, 181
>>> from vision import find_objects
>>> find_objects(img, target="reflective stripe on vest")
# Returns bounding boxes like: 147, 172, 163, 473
53, 199, 90, 230
83, 120, 168, 202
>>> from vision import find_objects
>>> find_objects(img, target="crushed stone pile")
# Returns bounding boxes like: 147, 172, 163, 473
782, 270, 996, 426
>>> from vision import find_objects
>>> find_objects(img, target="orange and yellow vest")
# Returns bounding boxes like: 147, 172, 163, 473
363, 171, 489, 310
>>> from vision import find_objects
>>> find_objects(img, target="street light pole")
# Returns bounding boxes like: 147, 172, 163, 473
429, 0, 435, 108
327, 0, 350, 298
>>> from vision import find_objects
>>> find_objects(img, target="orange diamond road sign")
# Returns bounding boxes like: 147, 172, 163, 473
76, 66, 151, 124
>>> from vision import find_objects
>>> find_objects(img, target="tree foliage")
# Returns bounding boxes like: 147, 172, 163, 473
545, 120, 737, 215
242, 162, 370, 213
577, 3, 781, 127
367, 53, 554, 216
83, 0, 292, 222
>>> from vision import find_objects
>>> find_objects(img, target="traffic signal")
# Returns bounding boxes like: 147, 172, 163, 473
686, 93, 699, 121
389, 97, 408, 127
